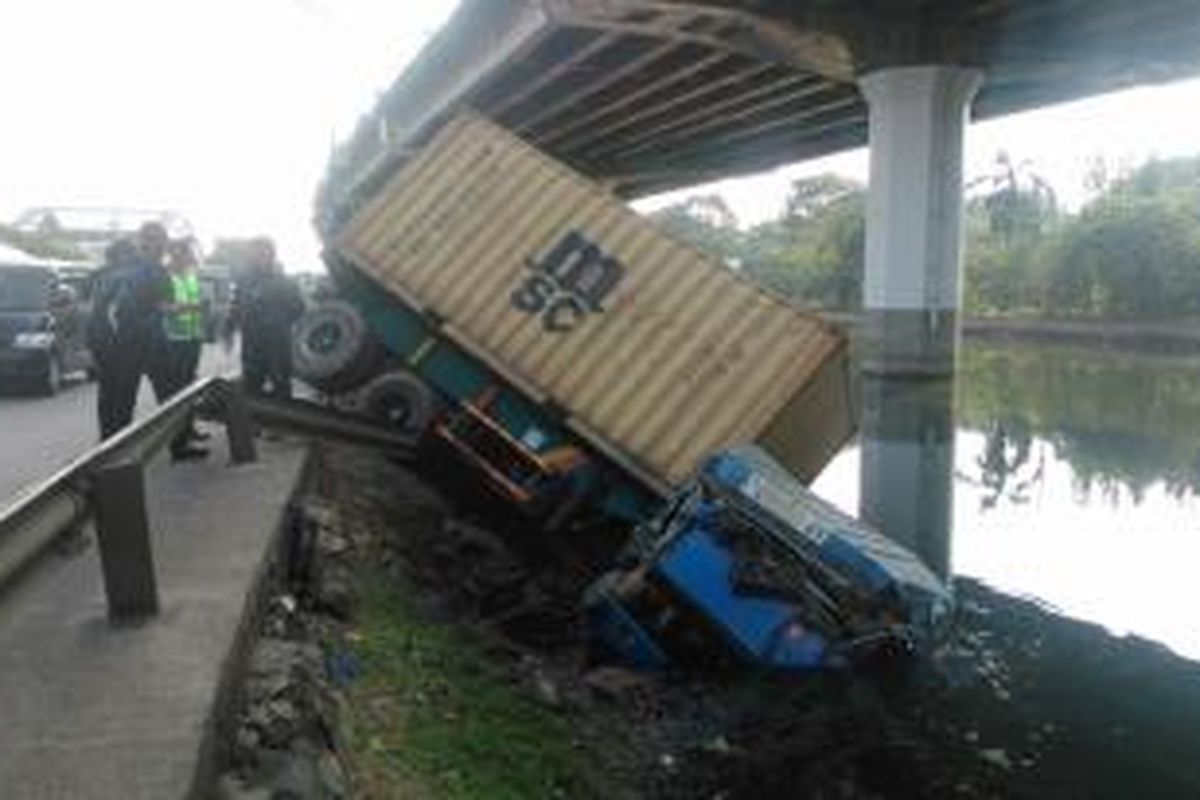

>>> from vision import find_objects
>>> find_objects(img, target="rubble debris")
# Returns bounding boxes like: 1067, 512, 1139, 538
215, 445, 1200, 800
978, 748, 1013, 770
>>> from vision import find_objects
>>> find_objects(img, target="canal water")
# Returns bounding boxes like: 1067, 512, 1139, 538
813, 342, 1200, 661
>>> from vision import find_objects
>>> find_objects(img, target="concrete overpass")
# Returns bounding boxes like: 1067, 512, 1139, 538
326, 0, 1200, 201
321, 0, 1200, 375
317, 0, 1200, 572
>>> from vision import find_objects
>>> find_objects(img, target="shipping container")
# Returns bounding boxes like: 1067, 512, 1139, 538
332, 112, 853, 492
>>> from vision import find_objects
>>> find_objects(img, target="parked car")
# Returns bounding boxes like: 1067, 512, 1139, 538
0, 261, 95, 395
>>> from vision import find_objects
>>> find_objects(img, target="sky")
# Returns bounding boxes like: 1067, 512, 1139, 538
1, 1, 1199, 268
0, 0, 459, 269
641, 74, 1200, 223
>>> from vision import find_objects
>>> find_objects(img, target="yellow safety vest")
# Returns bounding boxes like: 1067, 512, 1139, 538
167, 273, 204, 341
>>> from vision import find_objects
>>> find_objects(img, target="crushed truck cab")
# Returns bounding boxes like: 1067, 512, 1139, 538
585, 446, 952, 671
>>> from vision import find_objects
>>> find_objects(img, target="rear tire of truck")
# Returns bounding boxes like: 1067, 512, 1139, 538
293, 301, 382, 393
360, 370, 440, 438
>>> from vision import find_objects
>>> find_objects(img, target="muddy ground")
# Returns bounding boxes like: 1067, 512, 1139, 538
216, 444, 1200, 799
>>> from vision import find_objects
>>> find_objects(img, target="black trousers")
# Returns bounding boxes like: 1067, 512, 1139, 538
242, 330, 293, 401
166, 339, 202, 392
96, 336, 172, 441
162, 339, 204, 452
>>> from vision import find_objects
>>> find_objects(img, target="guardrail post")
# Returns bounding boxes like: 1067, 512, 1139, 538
92, 461, 159, 621
222, 383, 258, 465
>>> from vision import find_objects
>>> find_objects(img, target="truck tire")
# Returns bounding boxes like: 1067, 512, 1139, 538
360, 370, 441, 438
293, 301, 381, 393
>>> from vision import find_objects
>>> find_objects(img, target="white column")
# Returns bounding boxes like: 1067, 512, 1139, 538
857, 65, 983, 377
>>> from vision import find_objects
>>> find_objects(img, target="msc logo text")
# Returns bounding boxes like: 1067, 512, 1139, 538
511, 231, 625, 333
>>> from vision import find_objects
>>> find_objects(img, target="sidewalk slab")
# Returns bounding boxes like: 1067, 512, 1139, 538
0, 436, 308, 800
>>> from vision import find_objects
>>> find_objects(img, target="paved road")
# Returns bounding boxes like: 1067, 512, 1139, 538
0, 347, 239, 512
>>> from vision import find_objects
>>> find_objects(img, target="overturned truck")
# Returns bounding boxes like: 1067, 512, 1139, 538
302, 112, 950, 670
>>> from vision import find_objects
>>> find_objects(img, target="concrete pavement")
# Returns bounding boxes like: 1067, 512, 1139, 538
0, 433, 308, 799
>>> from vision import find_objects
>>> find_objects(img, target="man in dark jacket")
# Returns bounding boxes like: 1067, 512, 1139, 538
88, 223, 178, 442
226, 238, 304, 400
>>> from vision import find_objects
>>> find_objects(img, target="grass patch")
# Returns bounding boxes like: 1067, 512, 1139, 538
340, 577, 586, 800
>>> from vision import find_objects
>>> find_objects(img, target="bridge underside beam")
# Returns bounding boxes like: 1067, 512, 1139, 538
322, 0, 1200, 216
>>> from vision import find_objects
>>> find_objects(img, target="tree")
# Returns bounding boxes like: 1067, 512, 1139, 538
648, 195, 742, 264
741, 175, 865, 310
967, 151, 1058, 242
964, 153, 1065, 315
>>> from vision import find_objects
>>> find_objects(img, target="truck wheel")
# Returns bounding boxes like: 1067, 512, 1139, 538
293, 301, 381, 393
360, 371, 440, 438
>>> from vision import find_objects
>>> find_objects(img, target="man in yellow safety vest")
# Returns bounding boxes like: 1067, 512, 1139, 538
164, 238, 209, 459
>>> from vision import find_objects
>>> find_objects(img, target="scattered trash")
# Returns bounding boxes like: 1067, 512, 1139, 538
325, 650, 362, 688
583, 666, 653, 701
978, 748, 1013, 770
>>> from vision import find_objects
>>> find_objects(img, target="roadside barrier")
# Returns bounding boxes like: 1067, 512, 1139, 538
0, 378, 415, 621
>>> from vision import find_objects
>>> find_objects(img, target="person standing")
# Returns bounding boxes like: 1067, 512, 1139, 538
226, 238, 305, 400
162, 238, 210, 456
88, 223, 175, 441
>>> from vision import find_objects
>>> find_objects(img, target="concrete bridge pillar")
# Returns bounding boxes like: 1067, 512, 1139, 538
857, 65, 983, 378
855, 65, 981, 576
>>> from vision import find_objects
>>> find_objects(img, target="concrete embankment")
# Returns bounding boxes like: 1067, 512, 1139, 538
824, 312, 1200, 355
964, 317, 1200, 354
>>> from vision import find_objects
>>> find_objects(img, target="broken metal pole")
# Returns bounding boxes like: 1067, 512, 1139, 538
221, 382, 259, 465
92, 460, 159, 621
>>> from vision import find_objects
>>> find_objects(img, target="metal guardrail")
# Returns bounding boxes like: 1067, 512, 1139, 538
0, 377, 416, 621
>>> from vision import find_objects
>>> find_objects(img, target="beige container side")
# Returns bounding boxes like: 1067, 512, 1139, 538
351, 120, 483, 255
605, 266, 757, 421
366, 135, 520, 287
755, 339, 855, 484
343, 118, 472, 251
548, 233, 687, 402
633, 292, 792, 455
590, 259, 744, 442
663, 319, 832, 483
338, 113, 854, 488
635, 291, 772, 476
411, 129, 550, 300
592, 264, 741, 442
565, 256, 707, 441
385, 146, 519, 293
337, 141, 432, 250
351, 143, 482, 269
399, 144, 543, 298
435, 167, 567, 314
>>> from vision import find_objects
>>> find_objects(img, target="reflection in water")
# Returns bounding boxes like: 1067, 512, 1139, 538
961, 345, 1200, 502
822, 343, 1200, 661
858, 375, 955, 578
961, 417, 1044, 511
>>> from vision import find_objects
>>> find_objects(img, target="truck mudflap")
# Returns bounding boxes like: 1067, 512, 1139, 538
585, 446, 953, 672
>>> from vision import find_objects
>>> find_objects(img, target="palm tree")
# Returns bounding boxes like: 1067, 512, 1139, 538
968, 151, 1058, 242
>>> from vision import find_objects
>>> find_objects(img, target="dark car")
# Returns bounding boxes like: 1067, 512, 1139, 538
0, 263, 95, 395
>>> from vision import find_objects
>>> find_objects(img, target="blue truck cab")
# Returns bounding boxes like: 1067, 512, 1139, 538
585, 446, 953, 671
